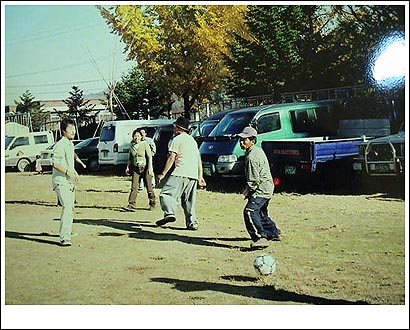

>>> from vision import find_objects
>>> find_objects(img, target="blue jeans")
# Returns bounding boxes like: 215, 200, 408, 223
243, 196, 280, 241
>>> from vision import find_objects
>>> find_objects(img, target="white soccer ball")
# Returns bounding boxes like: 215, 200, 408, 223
253, 253, 277, 276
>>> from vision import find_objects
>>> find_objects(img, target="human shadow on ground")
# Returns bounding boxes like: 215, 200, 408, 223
75, 218, 247, 250
5, 200, 136, 212
150, 277, 369, 305
5, 231, 60, 246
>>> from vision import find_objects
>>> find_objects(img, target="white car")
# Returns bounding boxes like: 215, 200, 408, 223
39, 143, 55, 170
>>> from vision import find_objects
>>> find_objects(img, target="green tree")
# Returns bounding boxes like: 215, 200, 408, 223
98, 5, 250, 118
226, 5, 405, 98
226, 5, 335, 97
14, 90, 48, 131
323, 5, 404, 86
61, 86, 96, 126
113, 65, 172, 119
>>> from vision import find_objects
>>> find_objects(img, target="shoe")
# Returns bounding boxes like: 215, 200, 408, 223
60, 240, 72, 247
250, 237, 269, 250
125, 204, 137, 211
155, 216, 176, 227
187, 223, 198, 231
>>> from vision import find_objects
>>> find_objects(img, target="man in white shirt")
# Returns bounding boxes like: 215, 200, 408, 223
156, 116, 206, 230
52, 118, 86, 246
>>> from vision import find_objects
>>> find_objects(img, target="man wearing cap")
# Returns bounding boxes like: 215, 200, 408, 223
156, 116, 207, 230
238, 126, 281, 249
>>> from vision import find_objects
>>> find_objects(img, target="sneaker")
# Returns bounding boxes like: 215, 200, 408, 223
60, 240, 72, 247
125, 204, 137, 211
155, 216, 176, 227
187, 223, 198, 231
250, 237, 269, 250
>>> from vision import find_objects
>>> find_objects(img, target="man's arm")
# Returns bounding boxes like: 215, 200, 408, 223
197, 152, 206, 188
74, 153, 86, 168
157, 152, 176, 182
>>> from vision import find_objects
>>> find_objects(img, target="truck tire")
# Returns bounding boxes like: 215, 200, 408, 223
17, 158, 31, 172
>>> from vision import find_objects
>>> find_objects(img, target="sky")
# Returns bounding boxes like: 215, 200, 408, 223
2, 2, 135, 106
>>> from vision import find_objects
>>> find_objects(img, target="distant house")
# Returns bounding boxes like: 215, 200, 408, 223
5, 122, 30, 136
41, 98, 116, 125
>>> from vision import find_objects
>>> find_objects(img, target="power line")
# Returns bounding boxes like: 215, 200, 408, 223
7, 88, 107, 95
5, 54, 115, 78
6, 79, 104, 88
6, 23, 101, 47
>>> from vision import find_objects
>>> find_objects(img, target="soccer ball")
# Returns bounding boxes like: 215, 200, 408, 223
253, 253, 277, 276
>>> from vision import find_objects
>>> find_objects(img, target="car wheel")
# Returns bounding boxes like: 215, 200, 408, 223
88, 158, 100, 172
17, 158, 31, 172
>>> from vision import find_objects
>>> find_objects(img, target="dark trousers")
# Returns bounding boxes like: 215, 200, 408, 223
243, 196, 280, 241
128, 167, 156, 207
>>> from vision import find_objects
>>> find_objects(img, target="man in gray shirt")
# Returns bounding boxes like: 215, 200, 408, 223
238, 126, 281, 250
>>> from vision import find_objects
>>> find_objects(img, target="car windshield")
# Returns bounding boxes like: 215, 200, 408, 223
200, 121, 218, 136
398, 122, 405, 132
75, 138, 93, 149
5, 136, 14, 149
209, 112, 255, 137
44, 143, 55, 151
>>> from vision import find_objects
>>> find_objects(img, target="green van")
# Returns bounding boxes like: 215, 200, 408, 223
199, 99, 345, 178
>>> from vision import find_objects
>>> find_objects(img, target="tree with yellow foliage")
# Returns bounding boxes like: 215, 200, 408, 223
98, 5, 250, 118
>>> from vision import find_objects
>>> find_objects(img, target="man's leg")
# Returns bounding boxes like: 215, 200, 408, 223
260, 199, 281, 239
180, 178, 198, 229
143, 171, 156, 207
243, 197, 270, 248
128, 172, 140, 208
157, 176, 182, 225
54, 183, 75, 244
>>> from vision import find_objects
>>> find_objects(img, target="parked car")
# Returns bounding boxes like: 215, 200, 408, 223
40, 137, 100, 172
98, 119, 174, 170
39, 143, 55, 171
199, 98, 348, 178
5, 130, 54, 172
353, 123, 405, 178
191, 109, 238, 147
75, 137, 100, 172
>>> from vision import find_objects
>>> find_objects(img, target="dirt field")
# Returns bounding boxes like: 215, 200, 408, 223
2, 170, 408, 329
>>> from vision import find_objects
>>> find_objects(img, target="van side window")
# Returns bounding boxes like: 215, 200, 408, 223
12, 137, 29, 148
34, 135, 49, 144
156, 129, 174, 154
257, 113, 281, 134
290, 109, 318, 133
100, 125, 115, 142
146, 127, 156, 138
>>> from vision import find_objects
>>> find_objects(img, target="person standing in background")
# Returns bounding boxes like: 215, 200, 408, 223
35, 154, 43, 174
125, 129, 156, 211
52, 118, 86, 247
139, 127, 157, 190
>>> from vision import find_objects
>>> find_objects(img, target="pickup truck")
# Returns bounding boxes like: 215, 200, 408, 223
261, 119, 391, 191
351, 124, 405, 192
262, 136, 367, 191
